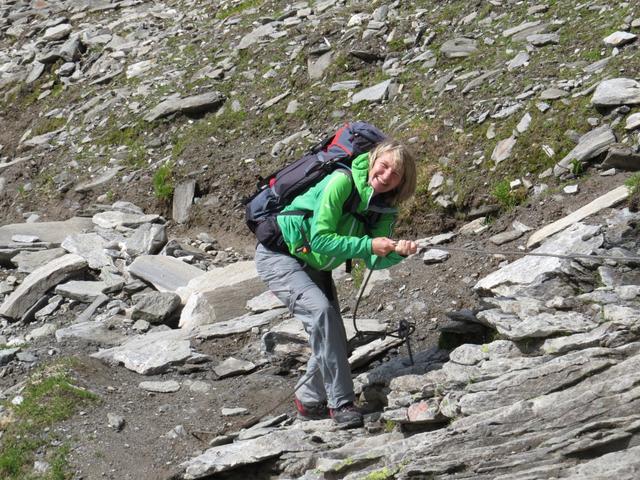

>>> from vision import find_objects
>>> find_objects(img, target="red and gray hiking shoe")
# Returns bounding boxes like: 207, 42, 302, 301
330, 403, 364, 429
294, 397, 329, 421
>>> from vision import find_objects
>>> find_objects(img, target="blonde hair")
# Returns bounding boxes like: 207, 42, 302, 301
369, 140, 416, 205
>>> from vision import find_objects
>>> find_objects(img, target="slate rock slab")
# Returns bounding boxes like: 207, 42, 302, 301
128, 255, 204, 293
181, 429, 313, 479
0, 217, 93, 246
91, 329, 193, 375
554, 124, 616, 175
10, 247, 66, 273
0, 254, 87, 320
131, 291, 181, 323
592, 78, 640, 107
92, 211, 161, 229
214, 357, 256, 378
144, 91, 225, 122
475, 223, 602, 296
61, 232, 112, 269
55, 280, 108, 302
55, 320, 127, 346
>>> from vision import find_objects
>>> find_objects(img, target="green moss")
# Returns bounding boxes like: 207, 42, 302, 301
364, 467, 397, 480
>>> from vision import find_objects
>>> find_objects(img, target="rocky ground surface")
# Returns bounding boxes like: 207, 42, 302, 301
1, 0, 640, 479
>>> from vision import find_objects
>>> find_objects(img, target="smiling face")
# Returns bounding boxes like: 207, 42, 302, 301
368, 151, 403, 195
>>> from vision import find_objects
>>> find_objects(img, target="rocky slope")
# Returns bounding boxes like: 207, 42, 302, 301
1, 0, 640, 479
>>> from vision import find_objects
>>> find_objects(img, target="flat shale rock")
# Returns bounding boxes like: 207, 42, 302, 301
0, 254, 87, 320
128, 255, 204, 293
180, 429, 313, 479
143, 91, 225, 122
0, 217, 93, 246
91, 329, 194, 375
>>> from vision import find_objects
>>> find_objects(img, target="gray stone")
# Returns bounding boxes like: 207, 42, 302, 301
330, 80, 361, 92
123, 223, 167, 257
10, 247, 66, 273
489, 230, 524, 245
462, 69, 502, 95
491, 137, 517, 164
55, 319, 127, 346
526, 186, 628, 248
477, 308, 598, 341
308, 51, 332, 80
423, 249, 450, 264
503, 21, 542, 38
603, 31, 637, 47
516, 112, 532, 133
0, 218, 93, 246
592, 78, 640, 107
26, 61, 46, 84
195, 309, 286, 340
0, 254, 87, 320
507, 51, 529, 70
34, 295, 64, 320
540, 87, 568, 100
180, 429, 313, 478
178, 261, 264, 328
131, 291, 181, 324
172, 180, 196, 224
74, 168, 120, 193
92, 211, 161, 229
554, 125, 616, 176
27, 323, 57, 340
602, 146, 640, 171
107, 413, 125, 431
440, 37, 477, 58
139, 380, 180, 393
214, 357, 256, 378
0, 347, 20, 366
221, 407, 248, 417
625, 112, 640, 130
91, 329, 193, 375
55, 281, 108, 302
62, 233, 112, 269
246, 291, 285, 312
128, 255, 204, 293
351, 80, 393, 104
43, 23, 72, 41
476, 223, 602, 296
527, 33, 559, 46
237, 22, 278, 50
144, 91, 225, 122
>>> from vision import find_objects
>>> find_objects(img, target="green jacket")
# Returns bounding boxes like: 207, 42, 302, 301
276, 152, 405, 271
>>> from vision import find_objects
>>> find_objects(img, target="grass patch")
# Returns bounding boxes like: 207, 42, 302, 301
32, 117, 66, 137
152, 162, 174, 200
0, 359, 98, 480
491, 179, 525, 210
215, 0, 263, 19
625, 172, 640, 211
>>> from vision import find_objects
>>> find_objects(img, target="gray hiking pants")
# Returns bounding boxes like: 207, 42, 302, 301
254, 243, 354, 409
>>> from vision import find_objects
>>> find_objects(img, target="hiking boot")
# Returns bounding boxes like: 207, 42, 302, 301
294, 397, 329, 421
329, 403, 364, 429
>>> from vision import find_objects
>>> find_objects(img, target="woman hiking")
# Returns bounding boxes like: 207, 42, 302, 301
255, 139, 417, 428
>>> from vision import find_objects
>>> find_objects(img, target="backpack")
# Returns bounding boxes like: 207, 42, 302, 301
245, 121, 387, 254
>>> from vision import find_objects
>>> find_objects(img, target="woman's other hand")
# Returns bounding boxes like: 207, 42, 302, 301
372, 237, 397, 256
394, 239, 417, 257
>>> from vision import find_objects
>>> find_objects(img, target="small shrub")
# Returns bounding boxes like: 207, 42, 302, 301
153, 162, 174, 200
569, 158, 584, 176
492, 180, 526, 210
625, 172, 640, 212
